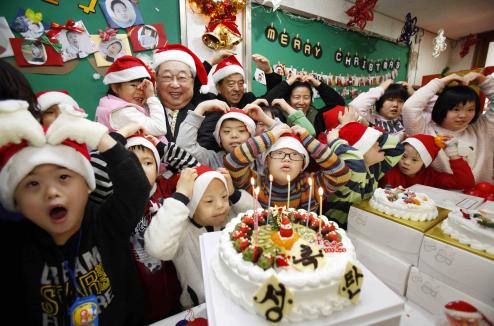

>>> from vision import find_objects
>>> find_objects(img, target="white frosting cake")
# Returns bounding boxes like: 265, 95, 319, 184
369, 186, 438, 221
213, 208, 360, 323
441, 209, 494, 255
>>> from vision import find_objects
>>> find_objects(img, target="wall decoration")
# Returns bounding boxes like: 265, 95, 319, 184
9, 38, 63, 66
397, 13, 419, 46
262, 0, 282, 12
91, 34, 131, 67
292, 34, 301, 53
53, 21, 96, 62
345, 0, 378, 31
99, 0, 143, 29
273, 63, 286, 76
11, 8, 47, 39
313, 42, 322, 59
432, 29, 447, 58
334, 48, 343, 63
188, 0, 246, 49
265, 24, 277, 42
0, 17, 15, 58
264, 24, 323, 59
79, 0, 98, 14
279, 29, 290, 47
344, 52, 352, 67
460, 34, 477, 58
302, 39, 312, 57
44, 0, 60, 5
127, 23, 167, 52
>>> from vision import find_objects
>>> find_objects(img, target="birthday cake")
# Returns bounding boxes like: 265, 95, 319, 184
213, 207, 362, 323
369, 186, 438, 221
441, 208, 494, 254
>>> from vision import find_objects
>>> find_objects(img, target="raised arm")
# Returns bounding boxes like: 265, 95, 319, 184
349, 80, 393, 121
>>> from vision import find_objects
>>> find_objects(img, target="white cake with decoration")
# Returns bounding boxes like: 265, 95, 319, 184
369, 186, 438, 221
213, 207, 362, 323
441, 208, 494, 254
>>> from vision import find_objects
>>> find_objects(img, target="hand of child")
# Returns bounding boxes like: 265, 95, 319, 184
440, 74, 465, 86
176, 167, 198, 199
271, 98, 295, 115
379, 79, 394, 90
463, 71, 486, 86
138, 79, 155, 100
195, 99, 229, 116
252, 54, 272, 73
250, 98, 269, 108
270, 123, 292, 139
117, 122, 144, 138
302, 74, 321, 87
444, 138, 460, 158
325, 128, 340, 144
243, 103, 271, 124
144, 134, 159, 147
217, 167, 235, 196
0, 100, 45, 147
46, 104, 108, 148
287, 72, 303, 85
210, 49, 236, 66
290, 124, 307, 137
338, 106, 360, 126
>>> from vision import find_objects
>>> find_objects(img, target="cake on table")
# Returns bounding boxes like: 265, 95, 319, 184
369, 186, 438, 221
441, 208, 494, 255
213, 207, 363, 323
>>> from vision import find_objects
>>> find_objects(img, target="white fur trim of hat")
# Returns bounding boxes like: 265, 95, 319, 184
187, 169, 228, 217
213, 64, 245, 84
125, 136, 161, 174
265, 135, 310, 170
152, 49, 196, 76
37, 91, 79, 112
213, 110, 256, 146
352, 127, 382, 154
103, 66, 151, 85
403, 137, 433, 167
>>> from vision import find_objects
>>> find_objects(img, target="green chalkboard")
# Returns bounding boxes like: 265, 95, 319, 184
2, 0, 180, 119
251, 4, 409, 107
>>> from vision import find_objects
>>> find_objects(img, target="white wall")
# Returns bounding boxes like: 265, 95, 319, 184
255, 0, 470, 85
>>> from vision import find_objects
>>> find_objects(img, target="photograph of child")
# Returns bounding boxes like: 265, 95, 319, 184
100, 0, 143, 29
127, 23, 167, 52
273, 63, 286, 76
21, 40, 46, 65
57, 21, 95, 62
0, 17, 15, 58
91, 34, 132, 67
11, 14, 45, 39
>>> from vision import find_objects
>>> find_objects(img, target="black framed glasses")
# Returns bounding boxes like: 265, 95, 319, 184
269, 151, 304, 161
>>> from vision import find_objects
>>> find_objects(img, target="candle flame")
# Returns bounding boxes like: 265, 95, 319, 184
250, 177, 255, 186
318, 187, 323, 196
308, 177, 313, 186
269, 174, 273, 182
287, 174, 291, 182
255, 186, 260, 196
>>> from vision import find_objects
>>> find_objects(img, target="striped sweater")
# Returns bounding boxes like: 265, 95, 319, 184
327, 133, 404, 224
90, 138, 199, 204
224, 130, 351, 210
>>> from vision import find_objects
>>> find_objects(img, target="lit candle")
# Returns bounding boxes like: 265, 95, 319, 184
268, 174, 273, 208
254, 186, 260, 246
318, 187, 323, 234
287, 174, 291, 208
250, 177, 256, 210
306, 177, 313, 228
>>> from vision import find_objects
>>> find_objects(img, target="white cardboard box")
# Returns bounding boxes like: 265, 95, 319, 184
349, 233, 412, 296
408, 184, 485, 210
406, 267, 494, 322
200, 232, 405, 326
348, 205, 424, 266
418, 234, 494, 306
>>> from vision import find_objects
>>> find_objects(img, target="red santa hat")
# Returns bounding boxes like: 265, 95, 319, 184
36, 90, 80, 112
322, 105, 346, 131
265, 133, 310, 170
444, 301, 482, 321
103, 55, 154, 85
403, 134, 442, 167
0, 136, 95, 212
152, 44, 208, 94
188, 165, 228, 217
338, 122, 382, 154
213, 108, 256, 147
212, 55, 245, 84
125, 135, 161, 174
279, 216, 293, 238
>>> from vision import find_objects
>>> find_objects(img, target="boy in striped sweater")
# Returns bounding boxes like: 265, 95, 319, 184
224, 123, 351, 211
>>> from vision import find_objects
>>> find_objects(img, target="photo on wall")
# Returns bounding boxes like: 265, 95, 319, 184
91, 34, 132, 67
127, 23, 167, 52
54, 21, 96, 62
9, 38, 63, 67
100, 0, 143, 29
0, 16, 15, 58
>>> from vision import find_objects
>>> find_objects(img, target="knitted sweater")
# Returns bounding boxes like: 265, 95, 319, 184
380, 158, 475, 190
144, 189, 255, 308
349, 86, 406, 141
327, 133, 404, 224
402, 75, 494, 182
224, 130, 351, 210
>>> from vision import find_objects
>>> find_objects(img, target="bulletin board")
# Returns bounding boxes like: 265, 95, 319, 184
250, 4, 410, 107
1, 0, 181, 119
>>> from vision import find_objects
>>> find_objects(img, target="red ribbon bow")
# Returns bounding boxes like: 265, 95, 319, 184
46, 19, 84, 38
346, 0, 378, 30
98, 27, 118, 42
207, 17, 241, 36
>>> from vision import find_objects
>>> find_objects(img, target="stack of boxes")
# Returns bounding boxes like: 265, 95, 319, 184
347, 186, 494, 322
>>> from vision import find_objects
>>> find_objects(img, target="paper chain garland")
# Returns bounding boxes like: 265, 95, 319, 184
432, 29, 447, 58
397, 13, 419, 46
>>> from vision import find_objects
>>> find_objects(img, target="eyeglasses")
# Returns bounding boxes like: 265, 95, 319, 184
158, 74, 193, 84
269, 151, 304, 161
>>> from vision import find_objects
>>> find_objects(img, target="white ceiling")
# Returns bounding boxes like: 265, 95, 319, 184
373, 0, 494, 40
